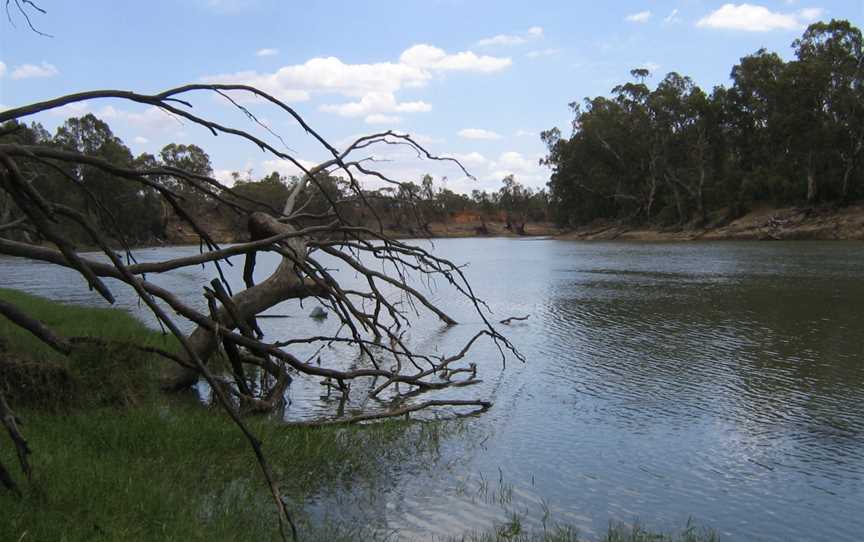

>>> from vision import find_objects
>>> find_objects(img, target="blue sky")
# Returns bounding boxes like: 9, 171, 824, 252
2, 0, 863, 193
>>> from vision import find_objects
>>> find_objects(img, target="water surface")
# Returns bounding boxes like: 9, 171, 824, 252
2, 239, 863, 540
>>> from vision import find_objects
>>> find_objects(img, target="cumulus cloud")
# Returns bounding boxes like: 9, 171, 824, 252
11, 62, 59, 80
477, 26, 544, 48
639, 61, 661, 73
696, 4, 824, 32
204, 57, 423, 102
364, 114, 401, 125
446, 152, 487, 167
213, 169, 239, 186
490, 151, 534, 175
262, 157, 318, 178
208, 46, 512, 99
205, 45, 510, 123
625, 11, 652, 23
485, 151, 547, 188
47, 101, 90, 117
526, 48, 562, 59
664, 9, 682, 24
392, 132, 444, 146
320, 91, 431, 118
96, 105, 185, 133
255, 48, 279, 57
133, 136, 149, 145
399, 44, 512, 72
458, 128, 502, 140
798, 7, 824, 20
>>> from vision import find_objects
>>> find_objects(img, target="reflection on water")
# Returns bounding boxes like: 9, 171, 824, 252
2, 239, 864, 540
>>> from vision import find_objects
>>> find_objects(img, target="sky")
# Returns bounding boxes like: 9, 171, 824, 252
1, 0, 863, 194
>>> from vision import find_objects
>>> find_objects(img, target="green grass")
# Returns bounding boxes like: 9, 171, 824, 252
0, 288, 451, 541
448, 520, 718, 542
0, 287, 173, 409
0, 288, 718, 541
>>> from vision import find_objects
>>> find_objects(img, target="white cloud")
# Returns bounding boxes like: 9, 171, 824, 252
202, 69, 312, 102
446, 151, 487, 167
11, 62, 59, 80
96, 105, 185, 133
491, 151, 533, 173
486, 151, 547, 188
262, 157, 318, 178
625, 11, 652, 23
798, 7, 824, 21
320, 91, 431, 117
477, 26, 544, 48
664, 9, 682, 24
696, 4, 823, 32
134, 136, 149, 145
514, 129, 535, 137
204, 57, 422, 102
526, 48, 562, 59
204, 44, 510, 116
213, 169, 238, 186
458, 128, 502, 140
478, 34, 527, 47
364, 114, 401, 125
527, 26, 544, 38
394, 132, 444, 146
47, 102, 89, 117
639, 61, 661, 73
256, 48, 279, 57
0, 61, 6, 78
399, 44, 512, 72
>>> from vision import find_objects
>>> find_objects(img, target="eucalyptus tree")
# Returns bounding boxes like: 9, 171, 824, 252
792, 19, 864, 202
544, 19, 864, 227
646, 73, 717, 223
0, 85, 521, 541
498, 174, 532, 233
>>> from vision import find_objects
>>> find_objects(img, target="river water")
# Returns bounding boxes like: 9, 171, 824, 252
2, 239, 863, 540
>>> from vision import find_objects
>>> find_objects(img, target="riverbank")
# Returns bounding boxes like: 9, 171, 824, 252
175, 202, 864, 244
0, 288, 455, 541
556, 202, 864, 241
29, 202, 864, 250
164, 218, 562, 245
0, 289, 719, 541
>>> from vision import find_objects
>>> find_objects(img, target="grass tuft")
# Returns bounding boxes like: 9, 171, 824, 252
0, 288, 450, 540
0, 288, 719, 541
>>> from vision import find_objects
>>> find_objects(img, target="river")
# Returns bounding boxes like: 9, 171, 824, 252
2, 238, 863, 540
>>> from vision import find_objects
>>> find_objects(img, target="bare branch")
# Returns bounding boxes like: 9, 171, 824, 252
0, 82, 521, 540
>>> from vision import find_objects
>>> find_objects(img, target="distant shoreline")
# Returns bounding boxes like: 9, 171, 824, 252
393, 204, 864, 242
14, 203, 863, 255
555, 203, 864, 242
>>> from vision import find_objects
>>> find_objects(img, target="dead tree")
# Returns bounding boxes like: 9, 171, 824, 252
0, 85, 522, 540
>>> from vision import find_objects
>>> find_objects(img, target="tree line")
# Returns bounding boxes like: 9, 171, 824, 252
542, 20, 864, 228
1, 115, 550, 245
0, 115, 216, 244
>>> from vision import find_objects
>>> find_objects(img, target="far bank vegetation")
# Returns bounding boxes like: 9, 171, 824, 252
543, 20, 864, 230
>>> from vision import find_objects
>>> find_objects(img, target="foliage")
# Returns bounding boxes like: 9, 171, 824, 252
1, 116, 551, 247
0, 289, 460, 541
543, 20, 864, 227
0, 288, 166, 408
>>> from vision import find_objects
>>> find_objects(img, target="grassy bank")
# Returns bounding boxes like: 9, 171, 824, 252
0, 288, 452, 541
451, 521, 718, 542
0, 289, 717, 541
